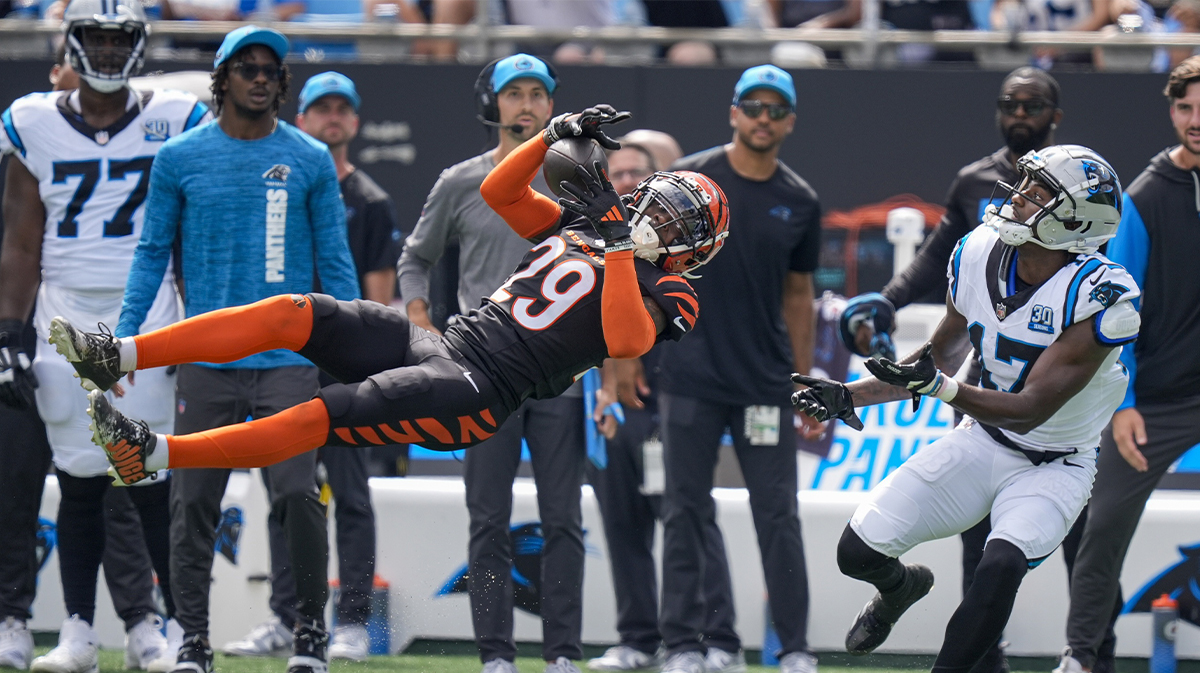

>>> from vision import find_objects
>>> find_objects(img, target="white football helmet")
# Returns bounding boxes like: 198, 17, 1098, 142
63, 0, 148, 93
985, 144, 1122, 254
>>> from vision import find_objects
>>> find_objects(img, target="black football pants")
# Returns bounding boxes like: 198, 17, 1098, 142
586, 407, 737, 655
169, 364, 328, 639
659, 394, 810, 657
0, 403, 52, 622
464, 394, 585, 663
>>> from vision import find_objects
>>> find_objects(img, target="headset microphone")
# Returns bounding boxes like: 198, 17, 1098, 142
477, 116, 527, 135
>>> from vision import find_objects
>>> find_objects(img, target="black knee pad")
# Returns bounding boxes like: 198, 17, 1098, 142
837, 525, 893, 578
974, 539, 1029, 590
306, 292, 340, 319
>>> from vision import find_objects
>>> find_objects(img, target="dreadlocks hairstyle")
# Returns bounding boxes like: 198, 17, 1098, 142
210, 52, 291, 117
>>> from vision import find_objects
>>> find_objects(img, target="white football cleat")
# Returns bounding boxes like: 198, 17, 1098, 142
222, 617, 292, 657
30, 616, 98, 673
327, 624, 369, 662
0, 617, 34, 670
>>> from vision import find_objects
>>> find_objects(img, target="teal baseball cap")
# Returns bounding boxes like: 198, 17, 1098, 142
214, 25, 289, 68
733, 64, 796, 108
299, 72, 360, 113
491, 53, 556, 94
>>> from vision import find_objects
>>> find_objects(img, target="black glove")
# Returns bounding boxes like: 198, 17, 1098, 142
559, 162, 634, 250
0, 319, 37, 410
791, 373, 864, 431
544, 105, 632, 150
864, 343, 943, 411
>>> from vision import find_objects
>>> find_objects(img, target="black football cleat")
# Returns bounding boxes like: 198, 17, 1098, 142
48, 317, 124, 392
846, 564, 935, 655
88, 389, 159, 486
287, 621, 329, 673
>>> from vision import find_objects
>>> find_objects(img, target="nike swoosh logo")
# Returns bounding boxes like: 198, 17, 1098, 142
462, 371, 479, 393
1063, 459, 1083, 469
673, 316, 689, 333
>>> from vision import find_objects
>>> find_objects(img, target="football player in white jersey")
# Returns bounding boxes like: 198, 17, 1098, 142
0, 1, 210, 672
792, 145, 1140, 673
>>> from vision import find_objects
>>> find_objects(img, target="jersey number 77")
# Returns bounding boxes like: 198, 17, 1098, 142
51, 156, 153, 238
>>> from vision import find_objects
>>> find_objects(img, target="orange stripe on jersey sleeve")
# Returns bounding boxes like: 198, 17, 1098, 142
480, 134, 562, 239
602, 249, 657, 359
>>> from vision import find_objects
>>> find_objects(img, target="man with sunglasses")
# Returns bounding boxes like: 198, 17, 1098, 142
115, 25, 359, 673
396, 54, 590, 673
872, 66, 1091, 673
656, 65, 821, 673
0, 1, 210, 671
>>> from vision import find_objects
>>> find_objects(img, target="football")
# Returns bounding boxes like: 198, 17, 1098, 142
543, 137, 608, 198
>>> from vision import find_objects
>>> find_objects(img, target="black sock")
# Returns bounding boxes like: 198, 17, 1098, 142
932, 539, 1028, 673
836, 526, 907, 594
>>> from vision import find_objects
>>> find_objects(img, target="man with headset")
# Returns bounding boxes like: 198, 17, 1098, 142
396, 54, 587, 673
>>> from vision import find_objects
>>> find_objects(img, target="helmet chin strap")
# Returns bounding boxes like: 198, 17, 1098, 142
991, 202, 1049, 249
629, 215, 663, 262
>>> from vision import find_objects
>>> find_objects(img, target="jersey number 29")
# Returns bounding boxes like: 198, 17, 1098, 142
492, 236, 597, 331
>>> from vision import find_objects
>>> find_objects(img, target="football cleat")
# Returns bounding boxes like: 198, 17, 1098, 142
845, 564, 934, 655
48, 317, 124, 392
87, 389, 159, 486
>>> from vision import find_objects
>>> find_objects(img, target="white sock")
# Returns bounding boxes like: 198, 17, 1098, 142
118, 337, 138, 372
146, 434, 170, 472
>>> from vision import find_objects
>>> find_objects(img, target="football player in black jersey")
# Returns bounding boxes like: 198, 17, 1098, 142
47, 106, 731, 489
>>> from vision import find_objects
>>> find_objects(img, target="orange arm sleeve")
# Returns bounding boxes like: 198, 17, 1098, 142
602, 250, 657, 359
480, 133, 563, 239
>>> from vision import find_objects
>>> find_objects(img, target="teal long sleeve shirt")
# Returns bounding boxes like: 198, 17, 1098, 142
118, 120, 360, 368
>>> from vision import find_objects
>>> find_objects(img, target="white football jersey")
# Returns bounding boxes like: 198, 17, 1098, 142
948, 226, 1140, 453
0, 88, 211, 291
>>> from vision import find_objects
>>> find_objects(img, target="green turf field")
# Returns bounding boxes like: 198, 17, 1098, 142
37, 648, 1072, 673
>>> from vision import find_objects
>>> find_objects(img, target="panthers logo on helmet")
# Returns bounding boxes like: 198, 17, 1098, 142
1081, 160, 1119, 206
1089, 280, 1129, 308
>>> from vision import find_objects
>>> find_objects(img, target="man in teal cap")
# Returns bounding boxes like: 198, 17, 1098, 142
398, 53, 588, 673
120, 24, 359, 673
657, 63, 820, 673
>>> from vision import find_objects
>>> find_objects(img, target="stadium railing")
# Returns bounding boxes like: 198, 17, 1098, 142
2, 16, 1200, 67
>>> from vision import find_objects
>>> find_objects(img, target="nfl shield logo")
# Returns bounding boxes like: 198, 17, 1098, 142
94, 130, 109, 145
995, 303, 1008, 320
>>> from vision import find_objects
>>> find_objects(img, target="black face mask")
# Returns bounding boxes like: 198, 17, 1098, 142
1003, 119, 1053, 159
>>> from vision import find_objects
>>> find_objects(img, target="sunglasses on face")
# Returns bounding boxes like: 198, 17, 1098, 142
738, 100, 793, 121
232, 62, 282, 82
997, 96, 1050, 117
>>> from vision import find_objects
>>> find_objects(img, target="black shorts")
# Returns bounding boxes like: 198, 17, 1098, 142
298, 294, 511, 451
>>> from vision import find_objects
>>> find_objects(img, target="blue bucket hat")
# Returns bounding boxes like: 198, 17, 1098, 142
299, 72, 361, 113
214, 25, 289, 68
491, 53, 556, 95
733, 64, 796, 108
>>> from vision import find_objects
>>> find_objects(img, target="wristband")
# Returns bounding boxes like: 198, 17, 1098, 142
932, 374, 959, 402
604, 238, 636, 253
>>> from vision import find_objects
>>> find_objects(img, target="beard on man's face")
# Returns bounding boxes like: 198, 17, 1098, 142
1004, 121, 1052, 158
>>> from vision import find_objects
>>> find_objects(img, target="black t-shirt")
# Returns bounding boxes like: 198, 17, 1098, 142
341, 169, 402, 290
446, 219, 700, 412
657, 147, 822, 406
883, 147, 1016, 308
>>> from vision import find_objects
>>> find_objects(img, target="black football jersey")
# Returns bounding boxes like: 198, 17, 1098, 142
444, 219, 699, 410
